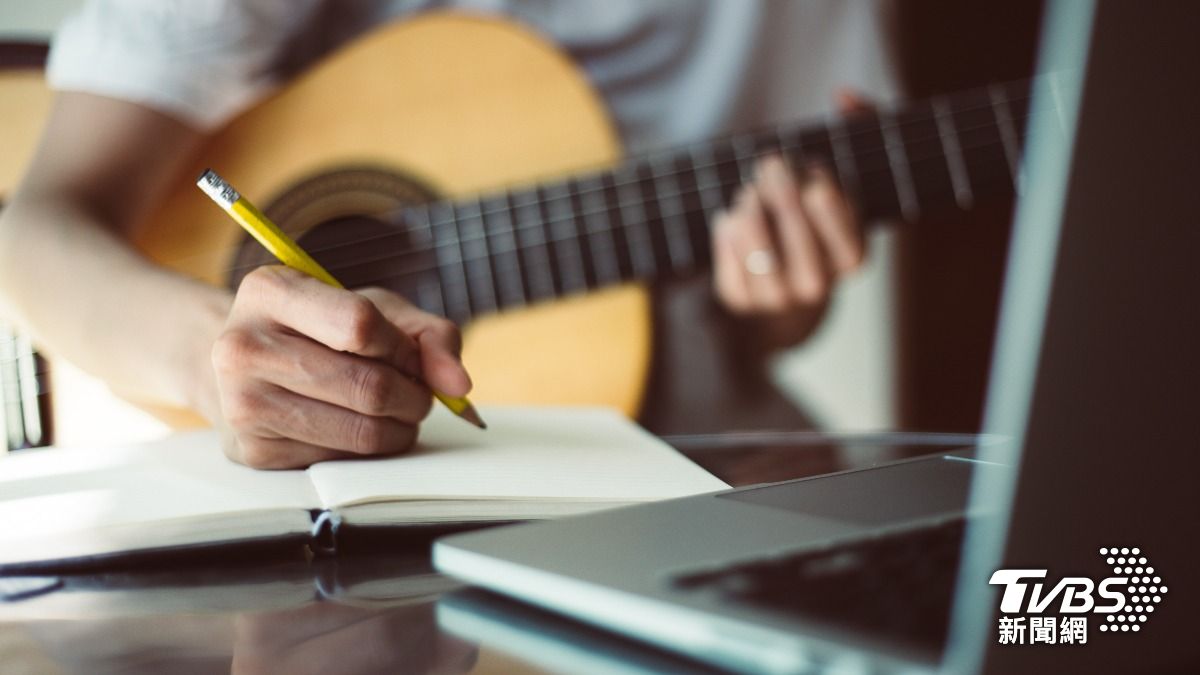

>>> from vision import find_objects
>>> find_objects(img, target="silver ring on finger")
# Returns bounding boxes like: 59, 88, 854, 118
744, 249, 775, 276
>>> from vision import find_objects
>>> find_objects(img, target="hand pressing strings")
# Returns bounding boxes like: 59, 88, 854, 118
710, 91, 873, 319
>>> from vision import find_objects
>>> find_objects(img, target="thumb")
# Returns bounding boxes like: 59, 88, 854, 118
354, 287, 474, 397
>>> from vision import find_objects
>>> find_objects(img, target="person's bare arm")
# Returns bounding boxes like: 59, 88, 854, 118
0, 92, 228, 416
0, 93, 471, 468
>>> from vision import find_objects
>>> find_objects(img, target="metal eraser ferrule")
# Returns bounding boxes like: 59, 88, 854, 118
197, 169, 240, 208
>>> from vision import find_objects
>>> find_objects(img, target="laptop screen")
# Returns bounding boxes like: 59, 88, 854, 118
947, 1, 1199, 671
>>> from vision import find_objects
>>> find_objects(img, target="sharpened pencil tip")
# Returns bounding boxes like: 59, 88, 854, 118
459, 404, 487, 430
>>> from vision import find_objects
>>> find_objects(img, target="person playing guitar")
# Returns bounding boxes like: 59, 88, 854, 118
0, 1, 895, 468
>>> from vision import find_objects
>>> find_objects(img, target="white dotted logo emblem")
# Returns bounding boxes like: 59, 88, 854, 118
1097, 547, 1167, 633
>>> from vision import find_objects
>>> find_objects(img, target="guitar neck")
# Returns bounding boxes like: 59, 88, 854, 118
392, 78, 1042, 323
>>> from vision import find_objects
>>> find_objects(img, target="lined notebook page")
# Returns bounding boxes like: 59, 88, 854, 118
306, 406, 729, 509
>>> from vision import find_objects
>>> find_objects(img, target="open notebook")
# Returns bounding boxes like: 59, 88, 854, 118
0, 406, 727, 571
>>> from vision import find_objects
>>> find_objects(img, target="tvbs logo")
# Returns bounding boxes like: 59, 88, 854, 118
989, 547, 1167, 644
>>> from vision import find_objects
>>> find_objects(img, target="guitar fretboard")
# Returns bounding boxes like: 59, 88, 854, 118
337, 77, 1052, 323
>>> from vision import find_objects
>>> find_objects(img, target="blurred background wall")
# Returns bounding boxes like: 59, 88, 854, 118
0, 1, 79, 38
893, 0, 1044, 432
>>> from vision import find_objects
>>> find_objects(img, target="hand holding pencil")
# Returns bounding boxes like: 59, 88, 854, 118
198, 170, 483, 469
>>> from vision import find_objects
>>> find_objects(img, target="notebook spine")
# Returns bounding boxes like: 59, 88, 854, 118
309, 509, 343, 557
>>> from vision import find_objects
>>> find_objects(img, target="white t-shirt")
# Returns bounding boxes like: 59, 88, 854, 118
46, 0, 902, 429
47, 0, 899, 148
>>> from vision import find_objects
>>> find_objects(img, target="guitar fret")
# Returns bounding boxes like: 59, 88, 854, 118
989, 83, 1022, 183
385, 79, 1041, 313
774, 122, 802, 167
844, 114, 902, 222
449, 203, 478, 318
481, 194, 527, 308
633, 164, 675, 278
689, 144, 726, 216
500, 190, 535, 305
542, 182, 588, 292
932, 96, 974, 210
793, 126, 835, 180
510, 189, 557, 300
713, 142, 745, 205
405, 206, 447, 317
673, 153, 712, 268
429, 203, 472, 321
409, 84, 1030, 239
565, 180, 600, 290
576, 174, 621, 284
950, 88, 1012, 196
601, 174, 637, 280
880, 110, 921, 222
826, 118, 862, 206
457, 198, 498, 314
614, 166, 658, 277
649, 156, 694, 272
731, 134, 758, 185
894, 103, 957, 210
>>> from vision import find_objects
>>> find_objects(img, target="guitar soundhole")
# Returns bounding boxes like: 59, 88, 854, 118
227, 166, 438, 302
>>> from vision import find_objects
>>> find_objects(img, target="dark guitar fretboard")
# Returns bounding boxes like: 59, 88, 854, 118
351, 77, 1051, 323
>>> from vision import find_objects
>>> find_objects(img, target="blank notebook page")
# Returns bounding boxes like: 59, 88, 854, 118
0, 431, 319, 563
306, 406, 729, 509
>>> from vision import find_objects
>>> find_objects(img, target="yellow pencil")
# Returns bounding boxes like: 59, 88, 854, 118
197, 168, 486, 430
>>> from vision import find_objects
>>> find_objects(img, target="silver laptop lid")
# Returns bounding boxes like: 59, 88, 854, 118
948, 0, 1199, 672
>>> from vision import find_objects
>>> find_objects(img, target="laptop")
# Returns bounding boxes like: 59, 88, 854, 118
433, 1, 1198, 672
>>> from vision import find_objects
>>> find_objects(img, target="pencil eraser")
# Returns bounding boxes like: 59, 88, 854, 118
197, 169, 239, 208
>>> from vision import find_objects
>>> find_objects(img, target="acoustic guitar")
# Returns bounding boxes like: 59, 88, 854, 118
0, 13, 1032, 446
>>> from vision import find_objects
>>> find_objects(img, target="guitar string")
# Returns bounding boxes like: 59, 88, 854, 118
0, 111, 1031, 314
150, 90, 1038, 273
266, 125, 1031, 284
404, 107, 1031, 233
0, 96, 1045, 386
0, 84, 1051, 408
0, 133, 993, 401
0, 207, 1023, 395
258, 103, 1032, 272
0, 126, 1029, 384
341, 164, 1021, 305
0, 121, 1036, 380
0, 83, 1035, 310
159, 111, 1037, 286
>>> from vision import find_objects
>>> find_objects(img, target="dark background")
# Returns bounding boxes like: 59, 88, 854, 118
895, 0, 1046, 431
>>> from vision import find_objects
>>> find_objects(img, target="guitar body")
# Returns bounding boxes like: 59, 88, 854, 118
144, 14, 651, 420
6, 14, 655, 441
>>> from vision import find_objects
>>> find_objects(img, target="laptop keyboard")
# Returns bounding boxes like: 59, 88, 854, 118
671, 518, 966, 654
